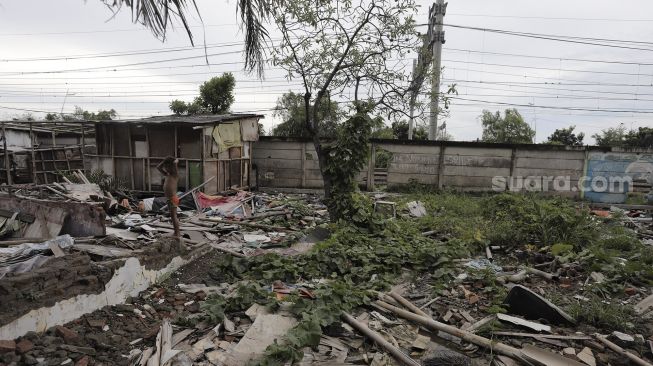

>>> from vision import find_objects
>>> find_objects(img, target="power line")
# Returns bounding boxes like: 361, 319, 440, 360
0, 42, 242, 62
444, 58, 652, 77
450, 96, 653, 113
447, 82, 653, 97
446, 14, 653, 22
0, 50, 247, 76
441, 24, 653, 52
446, 48, 653, 66
0, 23, 238, 37
443, 78, 653, 88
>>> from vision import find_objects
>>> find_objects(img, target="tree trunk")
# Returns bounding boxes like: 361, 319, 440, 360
313, 140, 331, 198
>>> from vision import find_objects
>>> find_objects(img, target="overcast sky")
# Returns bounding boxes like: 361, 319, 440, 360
1, 0, 652, 143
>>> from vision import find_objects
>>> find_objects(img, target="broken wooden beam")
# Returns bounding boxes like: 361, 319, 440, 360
595, 334, 653, 366
525, 267, 558, 281
374, 300, 526, 362
341, 311, 420, 366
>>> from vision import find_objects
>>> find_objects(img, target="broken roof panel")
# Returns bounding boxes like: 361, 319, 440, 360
98, 114, 265, 125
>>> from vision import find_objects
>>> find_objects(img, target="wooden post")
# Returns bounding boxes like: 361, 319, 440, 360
367, 143, 376, 191
146, 126, 152, 191
174, 126, 178, 157
29, 122, 37, 183
128, 126, 135, 190
2, 123, 11, 185
200, 127, 206, 192
80, 123, 86, 174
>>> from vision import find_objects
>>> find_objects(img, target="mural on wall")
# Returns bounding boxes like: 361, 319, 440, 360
584, 152, 653, 203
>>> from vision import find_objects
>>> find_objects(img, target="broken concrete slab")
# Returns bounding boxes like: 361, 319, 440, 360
222, 313, 297, 365
0, 195, 105, 238
635, 294, 653, 315
520, 344, 587, 366
577, 347, 596, 366
406, 201, 426, 217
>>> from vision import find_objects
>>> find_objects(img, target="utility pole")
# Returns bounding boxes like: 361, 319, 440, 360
408, 60, 417, 140
428, 0, 447, 140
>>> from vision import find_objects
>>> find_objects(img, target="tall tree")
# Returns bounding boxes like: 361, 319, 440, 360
547, 125, 585, 146
592, 125, 627, 147
481, 109, 535, 144
272, 91, 343, 137
169, 73, 235, 115
624, 127, 653, 148
271, 0, 430, 216
199, 73, 236, 113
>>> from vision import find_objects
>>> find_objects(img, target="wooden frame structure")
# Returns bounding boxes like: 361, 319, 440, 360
0, 121, 94, 184
88, 114, 262, 194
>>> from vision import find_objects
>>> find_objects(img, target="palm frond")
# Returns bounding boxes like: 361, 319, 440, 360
102, 0, 273, 76
237, 0, 274, 77
103, 0, 195, 43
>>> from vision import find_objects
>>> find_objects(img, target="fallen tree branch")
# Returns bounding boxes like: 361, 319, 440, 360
341, 311, 421, 366
375, 300, 526, 362
525, 267, 558, 281
387, 292, 430, 318
200, 217, 296, 232
595, 334, 653, 366
210, 244, 247, 258
496, 270, 528, 284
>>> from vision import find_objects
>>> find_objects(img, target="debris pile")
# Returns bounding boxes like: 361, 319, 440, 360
0, 190, 652, 366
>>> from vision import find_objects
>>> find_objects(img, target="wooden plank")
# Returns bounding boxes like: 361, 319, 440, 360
0, 208, 35, 223
48, 241, 65, 257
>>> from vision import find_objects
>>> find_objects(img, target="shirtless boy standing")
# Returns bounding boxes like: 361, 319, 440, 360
157, 156, 180, 237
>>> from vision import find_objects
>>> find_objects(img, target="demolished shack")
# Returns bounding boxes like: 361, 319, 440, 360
88, 114, 263, 194
0, 121, 92, 185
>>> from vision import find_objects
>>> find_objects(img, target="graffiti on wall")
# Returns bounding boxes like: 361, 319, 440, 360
584, 152, 653, 203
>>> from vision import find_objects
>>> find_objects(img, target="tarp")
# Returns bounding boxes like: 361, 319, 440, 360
197, 191, 248, 210
0, 235, 74, 278
212, 123, 242, 153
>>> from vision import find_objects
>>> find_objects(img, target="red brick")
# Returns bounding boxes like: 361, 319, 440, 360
75, 355, 90, 366
55, 325, 79, 343
0, 340, 16, 353
15, 339, 33, 354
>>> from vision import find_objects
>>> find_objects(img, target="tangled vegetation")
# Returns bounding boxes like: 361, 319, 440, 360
196, 191, 651, 365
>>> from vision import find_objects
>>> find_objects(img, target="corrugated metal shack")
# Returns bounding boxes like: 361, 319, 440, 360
0, 121, 93, 184
89, 114, 263, 193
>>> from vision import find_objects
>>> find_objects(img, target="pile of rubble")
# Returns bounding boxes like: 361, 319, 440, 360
0, 186, 652, 366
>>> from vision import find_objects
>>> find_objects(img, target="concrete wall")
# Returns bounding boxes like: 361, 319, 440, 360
253, 139, 369, 189
252, 137, 653, 203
